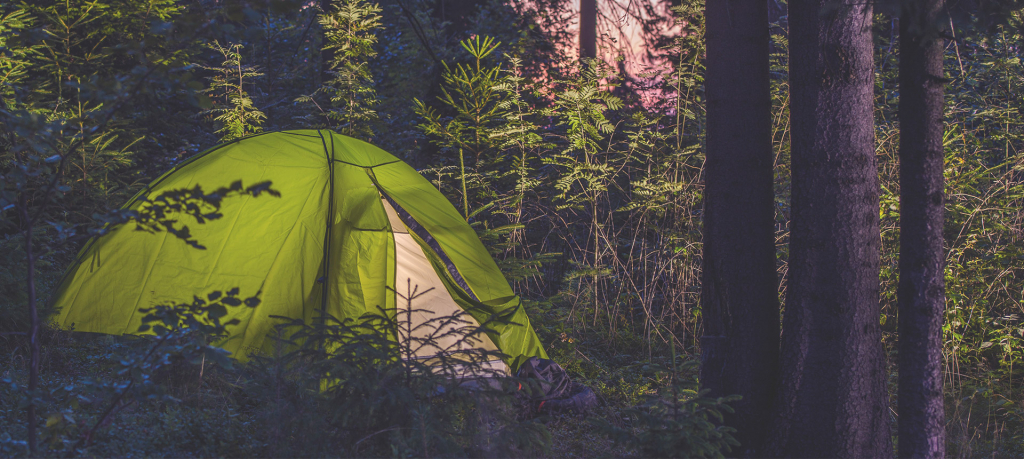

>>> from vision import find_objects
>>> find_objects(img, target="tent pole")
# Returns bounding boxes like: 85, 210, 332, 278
317, 130, 336, 329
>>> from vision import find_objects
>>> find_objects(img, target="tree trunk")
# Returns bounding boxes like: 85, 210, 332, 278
897, 2, 947, 457
431, 0, 487, 39
579, 0, 597, 59
320, 0, 335, 87
768, 1, 892, 457
700, 1, 778, 456
19, 193, 39, 456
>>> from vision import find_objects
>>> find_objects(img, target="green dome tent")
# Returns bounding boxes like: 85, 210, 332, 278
52, 130, 547, 373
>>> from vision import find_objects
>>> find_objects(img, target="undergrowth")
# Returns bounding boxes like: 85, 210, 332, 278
2, 1, 1023, 456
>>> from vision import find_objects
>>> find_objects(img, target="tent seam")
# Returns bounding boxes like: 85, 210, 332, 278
331, 158, 401, 168
279, 131, 321, 138
316, 130, 336, 324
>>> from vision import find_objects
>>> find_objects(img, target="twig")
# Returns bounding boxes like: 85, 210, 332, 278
353, 426, 403, 453
393, 0, 440, 65
67, 331, 176, 454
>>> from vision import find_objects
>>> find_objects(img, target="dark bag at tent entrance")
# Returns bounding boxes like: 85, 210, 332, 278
515, 357, 597, 413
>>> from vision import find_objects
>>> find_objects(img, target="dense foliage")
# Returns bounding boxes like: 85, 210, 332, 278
1, 0, 1022, 456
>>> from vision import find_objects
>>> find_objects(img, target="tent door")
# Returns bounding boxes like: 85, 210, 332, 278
381, 196, 508, 377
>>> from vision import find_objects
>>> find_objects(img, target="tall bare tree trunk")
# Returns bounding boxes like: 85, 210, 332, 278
701, 1, 778, 456
898, 2, 947, 457
580, 0, 597, 59
768, 0, 892, 456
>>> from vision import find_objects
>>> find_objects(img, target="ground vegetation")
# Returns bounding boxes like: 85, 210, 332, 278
1, 0, 1023, 456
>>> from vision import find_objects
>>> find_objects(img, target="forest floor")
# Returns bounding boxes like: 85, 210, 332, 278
3, 315, 1023, 457
0, 265, 1020, 458
0, 325, 641, 458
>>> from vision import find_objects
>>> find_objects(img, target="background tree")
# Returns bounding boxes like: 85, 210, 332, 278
201, 41, 266, 142
3, 1, 1024, 456
700, 0, 778, 456
301, 0, 382, 139
768, 0, 893, 456
320, 0, 335, 86
897, 0, 947, 457
580, 0, 596, 59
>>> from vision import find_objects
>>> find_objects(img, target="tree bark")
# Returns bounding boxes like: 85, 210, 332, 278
768, 0, 893, 457
579, 0, 597, 59
700, 1, 778, 456
897, 2, 947, 457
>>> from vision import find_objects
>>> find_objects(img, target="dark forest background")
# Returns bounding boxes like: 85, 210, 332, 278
1, 0, 1022, 457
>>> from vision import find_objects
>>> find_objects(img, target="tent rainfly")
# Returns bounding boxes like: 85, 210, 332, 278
52, 130, 548, 373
